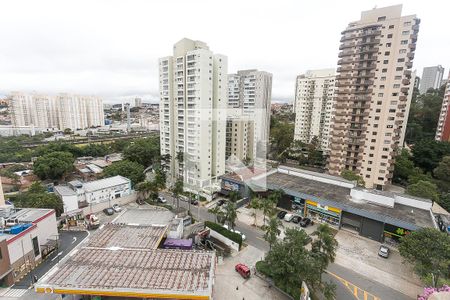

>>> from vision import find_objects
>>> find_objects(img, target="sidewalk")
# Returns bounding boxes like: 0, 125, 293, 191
334, 230, 422, 299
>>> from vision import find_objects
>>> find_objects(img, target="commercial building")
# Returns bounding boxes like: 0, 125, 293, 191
327, 5, 419, 190
294, 69, 336, 151
251, 166, 436, 243
54, 175, 131, 213
36, 222, 215, 299
419, 65, 445, 94
226, 70, 272, 165
0, 207, 58, 286
435, 77, 450, 141
9, 92, 104, 131
159, 38, 227, 196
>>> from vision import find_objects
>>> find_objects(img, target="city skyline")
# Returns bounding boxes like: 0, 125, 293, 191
1, 0, 449, 103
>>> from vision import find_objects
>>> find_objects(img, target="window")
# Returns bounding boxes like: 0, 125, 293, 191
380, 85, 385, 89
395, 75, 402, 80
389, 109, 396, 113
384, 51, 390, 55
387, 34, 393, 38
376, 108, 381, 112
383, 60, 389, 64
398, 58, 405, 62
378, 93, 383, 97
393, 84, 400, 88
404, 21, 411, 26
378, 16, 386, 21
402, 30, 410, 35
400, 40, 408, 45
389, 25, 395, 29
382, 68, 388, 73
396, 67, 404, 71
378, 177, 384, 180
32, 236, 40, 257
377, 101, 382, 105
383, 148, 389, 151
381, 76, 386, 81
399, 49, 407, 54
386, 43, 392, 47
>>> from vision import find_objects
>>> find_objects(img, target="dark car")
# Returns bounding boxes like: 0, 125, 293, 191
103, 207, 114, 216
292, 215, 302, 223
217, 199, 226, 206
277, 211, 287, 219
299, 217, 311, 227
191, 199, 199, 206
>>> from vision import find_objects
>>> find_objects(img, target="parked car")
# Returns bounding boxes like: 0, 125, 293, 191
299, 217, 311, 227
223, 224, 246, 241
190, 199, 199, 206
217, 199, 226, 206
103, 207, 114, 216
277, 211, 287, 219
157, 196, 167, 203
378, 245, 390, 258
235, 263, 251, 279
291, 215, 302, 223
112, 204, 122, 212
284, 213, 294, 222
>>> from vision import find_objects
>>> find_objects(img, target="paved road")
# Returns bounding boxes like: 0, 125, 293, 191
161, 191, 412, 300
13, 230, 89, 289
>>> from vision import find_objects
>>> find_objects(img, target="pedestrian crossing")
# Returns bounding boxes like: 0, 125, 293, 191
0, 288, 28, 297
326, 270, 381, 300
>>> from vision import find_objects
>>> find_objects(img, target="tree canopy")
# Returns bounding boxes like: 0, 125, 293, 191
103, 160, 145, 186
14, 182, 64, 216
341, 169, 365, 186
406, 180, 439, 202
123, 137, 160, 167
33, 151, 75, 180
399, 228, 450, 287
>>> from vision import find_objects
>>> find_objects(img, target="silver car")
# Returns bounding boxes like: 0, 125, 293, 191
378, 245, 390, 258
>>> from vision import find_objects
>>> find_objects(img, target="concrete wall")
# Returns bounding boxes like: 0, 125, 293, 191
351, 189, 395, 207
208, 227, 240, 252
394, 194, 432, 210
278, 166, 355, 189
82, 192, 136, 215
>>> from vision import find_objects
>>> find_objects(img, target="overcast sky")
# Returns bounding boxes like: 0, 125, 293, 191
0, 0, 449, 103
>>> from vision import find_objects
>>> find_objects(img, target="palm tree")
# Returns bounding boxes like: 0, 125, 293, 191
261, 198, 276, 227
171, 179, 183, 208
311, 224, 338, 276
135, 181, 154, 201
224, 201, 237, 229
208, 206, 225, 223
249, 197, 261, 226
264, 216, 283, 249
228, 190, 240, 203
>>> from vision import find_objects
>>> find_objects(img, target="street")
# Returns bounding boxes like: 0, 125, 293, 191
161, 191, 413, 300
13, 230, 89, 289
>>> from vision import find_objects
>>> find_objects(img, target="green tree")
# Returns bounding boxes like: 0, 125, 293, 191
264, 216, 282, 249
411, 139, 450, 174
103, 160, 144, 186
228, 190, 240, 202
80, 143, 110, 157
434, 156, 450, 182
14, 182, 64, 216
135, 180, 156, 201
399, 228, 450, 287
33, 151, 75, 180
34, 141, 82, 157
311, 224, 338, 275
406, 180, 439, 202
341, 169, 365, 186
63, 128, 73, 135
224, 200, 237, 229
208, 205, 225, 224
123, 137, 160, 167
171, 179, 183, 209
249, 197, 261, 226
270, 116, 294, 160
393, 149, 416, 184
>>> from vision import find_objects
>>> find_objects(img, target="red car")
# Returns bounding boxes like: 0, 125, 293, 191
235, 263, 251, 279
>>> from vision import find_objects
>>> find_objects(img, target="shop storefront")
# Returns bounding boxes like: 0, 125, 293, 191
305, 200, 341, 226
383, 223, 412, 244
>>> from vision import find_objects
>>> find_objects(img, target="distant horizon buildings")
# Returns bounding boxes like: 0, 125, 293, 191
419, 65, 445, 94
226, 69, 272, 165
294, 69, 336, 151
159, 38, 227, 195
327, 5, 419, 190
9, 92, 104, 131
435, 75, 450, 141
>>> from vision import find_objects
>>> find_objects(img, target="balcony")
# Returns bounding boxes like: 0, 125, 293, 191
355, 72, 375, 79
340, 34, 357, 42
339, 43, 355, 50
400, 87, 409, 93
354, 88, 373, 94
356, 64, 376, 71
396, 112, 405, 118
399, 95, 407, 101
407, 53, 415, 60
402, 79, 410, 85
337, 58, 354, 65
338, 50, 354, 58
412, 24, 420, 31
409, 44, 416, 50
404, 70, 412, 77
356, 39, 380, 46
405, 62, 413, 69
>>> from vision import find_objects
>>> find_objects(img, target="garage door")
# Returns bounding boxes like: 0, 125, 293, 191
341, 211, 361, 228
360, 217, 384, 242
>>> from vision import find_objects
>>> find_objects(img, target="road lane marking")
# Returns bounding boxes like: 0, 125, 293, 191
50, 251, 63, 262
326, 270, 380, 300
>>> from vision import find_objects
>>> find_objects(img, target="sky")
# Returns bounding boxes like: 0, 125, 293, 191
0, 0, 449, 104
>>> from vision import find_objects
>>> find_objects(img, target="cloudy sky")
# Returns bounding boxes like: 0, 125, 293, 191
0, 0, 449, 103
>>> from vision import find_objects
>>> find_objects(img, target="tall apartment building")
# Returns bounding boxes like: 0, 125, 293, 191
226, 70, 272, 165
159, 38, 227, 192
327, 5, 419, 190
435, 76, 450, 141
10, 92, 104, 131
294, 69, 336, 151
419, 65, 445, 94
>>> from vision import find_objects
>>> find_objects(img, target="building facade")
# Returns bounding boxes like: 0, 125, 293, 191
327, 5, 419, 190
159, 39, 227, 193
226, 70, 272, 165
9, 92, 104, 131
435, 77, 450, 141
419, 65, 445, 94
294, 69, 336, 151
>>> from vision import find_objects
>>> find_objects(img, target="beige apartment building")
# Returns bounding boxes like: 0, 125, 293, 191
10, 92, 104, 131
294, 69, 336, 151
327, 5, 419, 190
159, 38, 227, 194
226, 70, 272, 166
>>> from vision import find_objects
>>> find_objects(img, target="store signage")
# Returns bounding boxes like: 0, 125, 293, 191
223, 180, 239, 191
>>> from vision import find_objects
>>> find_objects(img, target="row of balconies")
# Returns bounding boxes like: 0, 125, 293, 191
339, 42, 355, 50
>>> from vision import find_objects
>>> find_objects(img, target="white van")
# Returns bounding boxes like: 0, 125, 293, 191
284, 213, 294, 222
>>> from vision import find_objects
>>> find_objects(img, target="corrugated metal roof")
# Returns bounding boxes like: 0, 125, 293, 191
83, 176, 130, 192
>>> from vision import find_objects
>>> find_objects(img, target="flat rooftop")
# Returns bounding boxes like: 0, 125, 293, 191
256, 172, 434, 229
114, 207, 175, 226
83, 175, 129, 192
85, 223, 167, 250
7, 208, 54, 223
54, 185, 76, 196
